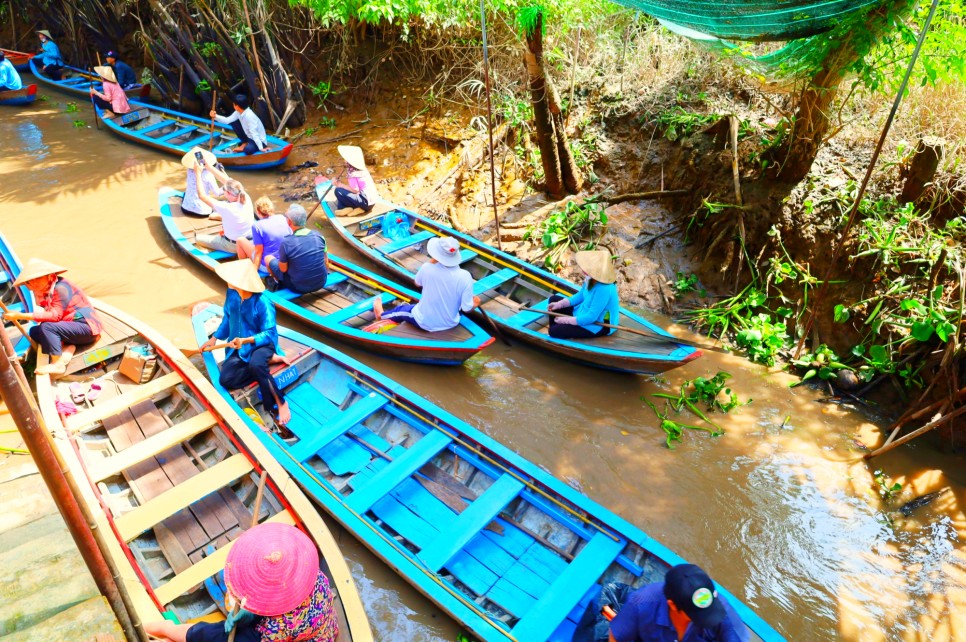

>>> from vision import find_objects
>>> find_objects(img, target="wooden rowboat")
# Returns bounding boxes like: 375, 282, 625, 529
1, 48, 35, 72
0, 83, 37, 106
316, 183, 702, 374
0, 230, 34, 356
34, 299, 372, 640
92, 102, 292, 170
29, 57, 151, 101
159, 187, 492, 364
193, 305, 783, 642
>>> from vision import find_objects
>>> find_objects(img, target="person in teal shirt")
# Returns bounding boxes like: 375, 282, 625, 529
199, 260, 291, 426
0, 52, 22, 91
547, 250, 620, 339
36, 30, 64, 80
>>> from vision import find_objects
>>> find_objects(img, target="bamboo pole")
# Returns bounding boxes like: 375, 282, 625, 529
479, 0, 503, 250
866, 404, 966, 459
208, 90, 218, 150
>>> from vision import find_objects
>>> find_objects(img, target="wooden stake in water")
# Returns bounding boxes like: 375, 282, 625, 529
479, 0, 503, 251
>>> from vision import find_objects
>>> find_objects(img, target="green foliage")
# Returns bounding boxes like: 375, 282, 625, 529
654, 371, 750, 414
642, 398, 721, 450
873, 469, 902, 502
310, 80, 332, 102
652, 107, 718, 141
673, 272, 705, 297
524, 200, 607, 270
195, 79, 212, 95
65, 101, 79, 113
517, 5, 545, 38
72, 119, 87, 128
789, 344, 853, 388
193, 41, 223, 59
319, 116, 337, 128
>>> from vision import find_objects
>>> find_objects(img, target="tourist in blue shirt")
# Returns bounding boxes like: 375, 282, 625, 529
104, 50, 137, 89
609, 564, 749, 642
547, 249, 620, 339
266, 204, 330, 294
200, 260, 290, 426
36, 30, 64, 80
0, 52, 22, 91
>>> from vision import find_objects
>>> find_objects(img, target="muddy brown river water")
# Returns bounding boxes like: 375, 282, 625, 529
2, 100, 965, 642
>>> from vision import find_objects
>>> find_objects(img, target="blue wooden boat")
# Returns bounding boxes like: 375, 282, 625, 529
160, 188, 491, 363
0, 230, 35, 356
0, 83, 36, 106
1, 48, 35, 72
192, 305, 784, 642
29, 57, 151, 101
317, 183, 702, 374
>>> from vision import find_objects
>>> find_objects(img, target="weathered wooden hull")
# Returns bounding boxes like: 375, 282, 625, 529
193, 307, 782, 642
34, 299, 372, 640
159, 187, 491, 363
0, 83, 37, 106
29, 58, 151, 101
1, 48, 34, 71
317, 183, 701, 374
0, 230, 35, 356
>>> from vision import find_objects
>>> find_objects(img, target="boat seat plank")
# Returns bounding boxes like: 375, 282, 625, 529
153, 510, 295, 606
272, 288, 301, 301
114, 454, 253, 542
91, 411, 217, 482
215, 138, 239, 152
0, 270, 9, 285
181, 132, 218, 149
389, 476, 457, 529
473, 268, 519, 296
134, 120, 173, 136
370, 494, 439, 550
507, 306, 549, 328
459, 249, 477, 264
65, 372, 182, 431
288, 388, 386, 462
488, 577, 538, 618
327, 295, 386, 324
378, 230, 433, 255
419, 474, 524, 572
156, 125, 198, 142
348, 431, 452, 513
511, 532, 626, 640
325, 271, 349, 287
446, 548, 499, 596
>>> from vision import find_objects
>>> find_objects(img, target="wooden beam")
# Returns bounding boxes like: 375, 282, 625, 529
65, 372, 182, 432
866, 404, 966, 459
114, 454, 253, 541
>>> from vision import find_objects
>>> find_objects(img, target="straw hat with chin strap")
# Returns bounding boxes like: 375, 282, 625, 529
37, 30, 54, 40
94, 65, 117, 84
337, 145, 366, 170
216, 260, 265, 294
14, 258, 67, 287
181, 146, 217, 169
575, 250, 617, 284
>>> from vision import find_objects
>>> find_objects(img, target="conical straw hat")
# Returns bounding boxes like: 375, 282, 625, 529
14, 258, 67, 286
215, 259, 265, 293
181, 146, 218, 169
37, 30, 53, 40
94, 65, 117, 84
224, 522, 319, 616
337, 145, 366, 170
575, 250, 616, 284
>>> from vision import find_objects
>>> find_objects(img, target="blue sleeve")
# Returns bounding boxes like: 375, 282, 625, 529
251, 296, 278, 349
574, 285, 612, 327
212, 293, 233, 341
568, 280, 588, 307
717, 598, 751, 642
608, 603, 638, 642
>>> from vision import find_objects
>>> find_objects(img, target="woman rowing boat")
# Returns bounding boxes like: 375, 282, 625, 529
546, 249, 620, 340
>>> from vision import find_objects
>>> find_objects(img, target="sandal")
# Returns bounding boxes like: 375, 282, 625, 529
69, 382, 88, 405
87, 383, 102, 402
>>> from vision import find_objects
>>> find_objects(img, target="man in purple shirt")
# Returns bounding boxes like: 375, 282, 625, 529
237, 197, 291, 269
609, 564, 749, 642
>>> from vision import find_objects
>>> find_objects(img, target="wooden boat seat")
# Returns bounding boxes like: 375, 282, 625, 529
114, 453, 253, 542
473, 268, 518, 296
511, 532, 625, 640
378, 230, 433, 255
289, 391, 387, 463
327, 294, 384, 324
459, 249, 478, 264
112, 109, 151, 126
90, 411, 217, 483
418, 473, 525, 572
215, 138, 239, 152
505, 305, 549, 328
181, 132, 217, 148
347, 430, 452, 513
137, 121, 173, 136
153, 510, 295, 606
157, 125, 197, 142
65, 371, 182, 432
0, 269, 10, 284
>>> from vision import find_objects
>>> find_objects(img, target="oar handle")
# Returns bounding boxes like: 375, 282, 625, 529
0, 299, 36, 348
522, 306, 705, 349
208, 90, 218, 150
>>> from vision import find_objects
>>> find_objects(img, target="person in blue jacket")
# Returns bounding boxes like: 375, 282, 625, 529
0, 52, 22, 91
547, 249, 619, 339
36, 30, 64, 80
198, 260, 291, 426
104, 50, 137, 89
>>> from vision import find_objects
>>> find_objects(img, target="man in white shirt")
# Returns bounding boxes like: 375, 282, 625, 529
210, 94, 268, 155
372, 236, 480, 332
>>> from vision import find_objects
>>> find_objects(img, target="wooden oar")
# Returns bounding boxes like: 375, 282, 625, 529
521, 307, 714, 351
0, 299, 36, 350
208, 90, 218, 150
180, 341, 232, 357
476, 305, 510, 346
305, 170, 343, 220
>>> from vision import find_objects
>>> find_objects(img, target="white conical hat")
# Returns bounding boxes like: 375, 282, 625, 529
14, 258, 67, 286
575, 250, 616, 284
94, 65, 117, 84
181, 146, 218, 169
338, 145, 366, 170
215, 260, 265, 293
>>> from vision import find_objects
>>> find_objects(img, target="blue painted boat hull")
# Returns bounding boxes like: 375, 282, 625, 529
192, 306, 783, 642
0, 84, 36, 106
29, 58, 150, 101
0, 230, 36, 356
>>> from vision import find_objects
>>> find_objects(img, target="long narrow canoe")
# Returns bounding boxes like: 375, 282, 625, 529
160, 187, 491, 363
0, 231, 34, 356
92, 102, 292, 170
1, 48, 35, 72
193, 305, 783, 642
34, 299, 372, 640
29, 57, 151, 101
317, 183, 701, 374
0, 84, 37, 106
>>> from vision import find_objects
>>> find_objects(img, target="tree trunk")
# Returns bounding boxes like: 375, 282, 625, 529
522, 11, 582, 198
900, 137, 944, 204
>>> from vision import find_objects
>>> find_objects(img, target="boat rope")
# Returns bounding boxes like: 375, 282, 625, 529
346, 370, 621, 544
272, 436, 521, 641
413, 221, 572, 296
